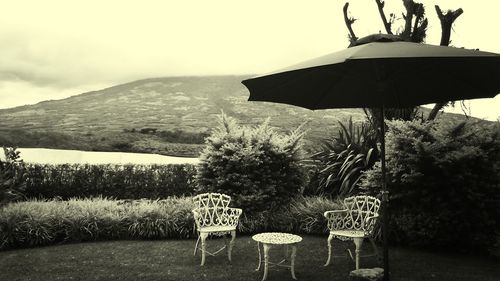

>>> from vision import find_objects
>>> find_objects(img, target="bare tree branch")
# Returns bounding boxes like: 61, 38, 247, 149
410, 3, 422, 41
435, 5, 464, 46
400, 0, 415, 40
427, 5, 464, 121
375, 0, 393, 34
343, 2, 358, 44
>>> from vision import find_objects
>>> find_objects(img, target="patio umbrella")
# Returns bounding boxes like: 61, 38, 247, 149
241, 34, 500, 281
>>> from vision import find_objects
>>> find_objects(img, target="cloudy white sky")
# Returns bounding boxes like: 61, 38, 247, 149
1, 0, 498, 120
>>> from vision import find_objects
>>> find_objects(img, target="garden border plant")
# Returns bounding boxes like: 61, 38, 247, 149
0, 196, 339, 250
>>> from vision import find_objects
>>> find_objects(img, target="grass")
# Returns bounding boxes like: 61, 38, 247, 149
0, 196, 341, 249
0, 235, 498, 281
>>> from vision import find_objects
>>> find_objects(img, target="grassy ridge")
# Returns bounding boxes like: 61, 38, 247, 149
0, 128, 206, 157
0, 76, 477, 157
0, 76, 369, 156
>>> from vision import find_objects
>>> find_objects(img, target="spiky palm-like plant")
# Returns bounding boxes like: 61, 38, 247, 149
312, 118, 378, 197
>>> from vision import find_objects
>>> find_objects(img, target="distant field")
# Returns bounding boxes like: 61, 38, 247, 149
0, 128, 206, 157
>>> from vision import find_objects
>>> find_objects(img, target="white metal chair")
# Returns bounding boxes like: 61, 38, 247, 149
192, 192, 242, 266
323, 195, 381, 269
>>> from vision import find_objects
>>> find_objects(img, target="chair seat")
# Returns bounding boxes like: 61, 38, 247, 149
330, 230, 367, 238
199, 225, 237, 233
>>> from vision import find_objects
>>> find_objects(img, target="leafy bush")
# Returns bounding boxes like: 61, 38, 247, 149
238, 195, 341, 235
360, 119, 500, 253
157, 129, 209, 144
0, 196, 337, 249
196, 113, 308, 213
16, 164, 197, 200
312, 118, 378, 197
0, 147, 27, 205
111, 142, 133, 150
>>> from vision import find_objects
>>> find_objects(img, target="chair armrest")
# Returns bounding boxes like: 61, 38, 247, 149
364, 213, 379, 235
192, 208, 203, 229
192, 208, 203, 219
323, 209, 348, 218
324, 209, 349, 230
366, 213, 379, 221
227, 207, 243, 216
224, 207, 242, 227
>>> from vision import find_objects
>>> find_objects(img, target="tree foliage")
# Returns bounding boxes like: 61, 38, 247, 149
343, 0, 464, 121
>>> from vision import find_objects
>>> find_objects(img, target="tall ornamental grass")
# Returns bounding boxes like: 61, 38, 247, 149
239, 195, 342, 234
0, 196, 339, 250
0, 197, 195, 249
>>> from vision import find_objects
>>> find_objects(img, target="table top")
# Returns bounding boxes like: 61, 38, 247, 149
252, 232, 302, 245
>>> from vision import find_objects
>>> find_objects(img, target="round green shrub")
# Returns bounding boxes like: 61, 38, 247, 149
360, 119, 500, 253
195, 113, 308, 213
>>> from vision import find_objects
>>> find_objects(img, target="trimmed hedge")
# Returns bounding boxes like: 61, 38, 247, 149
0, 196, 340, 250
18, 164, 197, 200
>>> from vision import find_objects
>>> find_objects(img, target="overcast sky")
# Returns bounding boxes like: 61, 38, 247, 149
1, 0, 498, 120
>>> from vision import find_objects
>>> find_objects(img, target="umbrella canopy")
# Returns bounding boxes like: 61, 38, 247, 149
243, 41, 500, 109
242, 37, 500, 281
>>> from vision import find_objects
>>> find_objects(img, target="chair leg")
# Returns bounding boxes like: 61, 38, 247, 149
324, 233, 334, 266
200, 232, 208, 266
194, 235, 200, 256
353, 237, 364, 270
228, 230, 236, 263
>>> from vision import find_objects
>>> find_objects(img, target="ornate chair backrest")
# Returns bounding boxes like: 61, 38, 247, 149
343, 195, 381, 235
192, 193, 232, 228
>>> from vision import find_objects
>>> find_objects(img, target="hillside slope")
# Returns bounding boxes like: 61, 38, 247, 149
0, 75, 470, 157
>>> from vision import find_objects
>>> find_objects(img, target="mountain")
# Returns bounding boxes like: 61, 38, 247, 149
0, 76, 472, 157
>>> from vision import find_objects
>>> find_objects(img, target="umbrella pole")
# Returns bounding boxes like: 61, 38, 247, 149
380, 106, 390, 281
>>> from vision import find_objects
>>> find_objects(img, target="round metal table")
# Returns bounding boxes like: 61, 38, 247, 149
252, 232, 302, 281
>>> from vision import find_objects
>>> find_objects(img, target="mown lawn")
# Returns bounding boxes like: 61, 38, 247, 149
0, 235, 498, 281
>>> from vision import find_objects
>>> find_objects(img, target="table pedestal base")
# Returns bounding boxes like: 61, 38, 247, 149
255, 242, 297, 281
